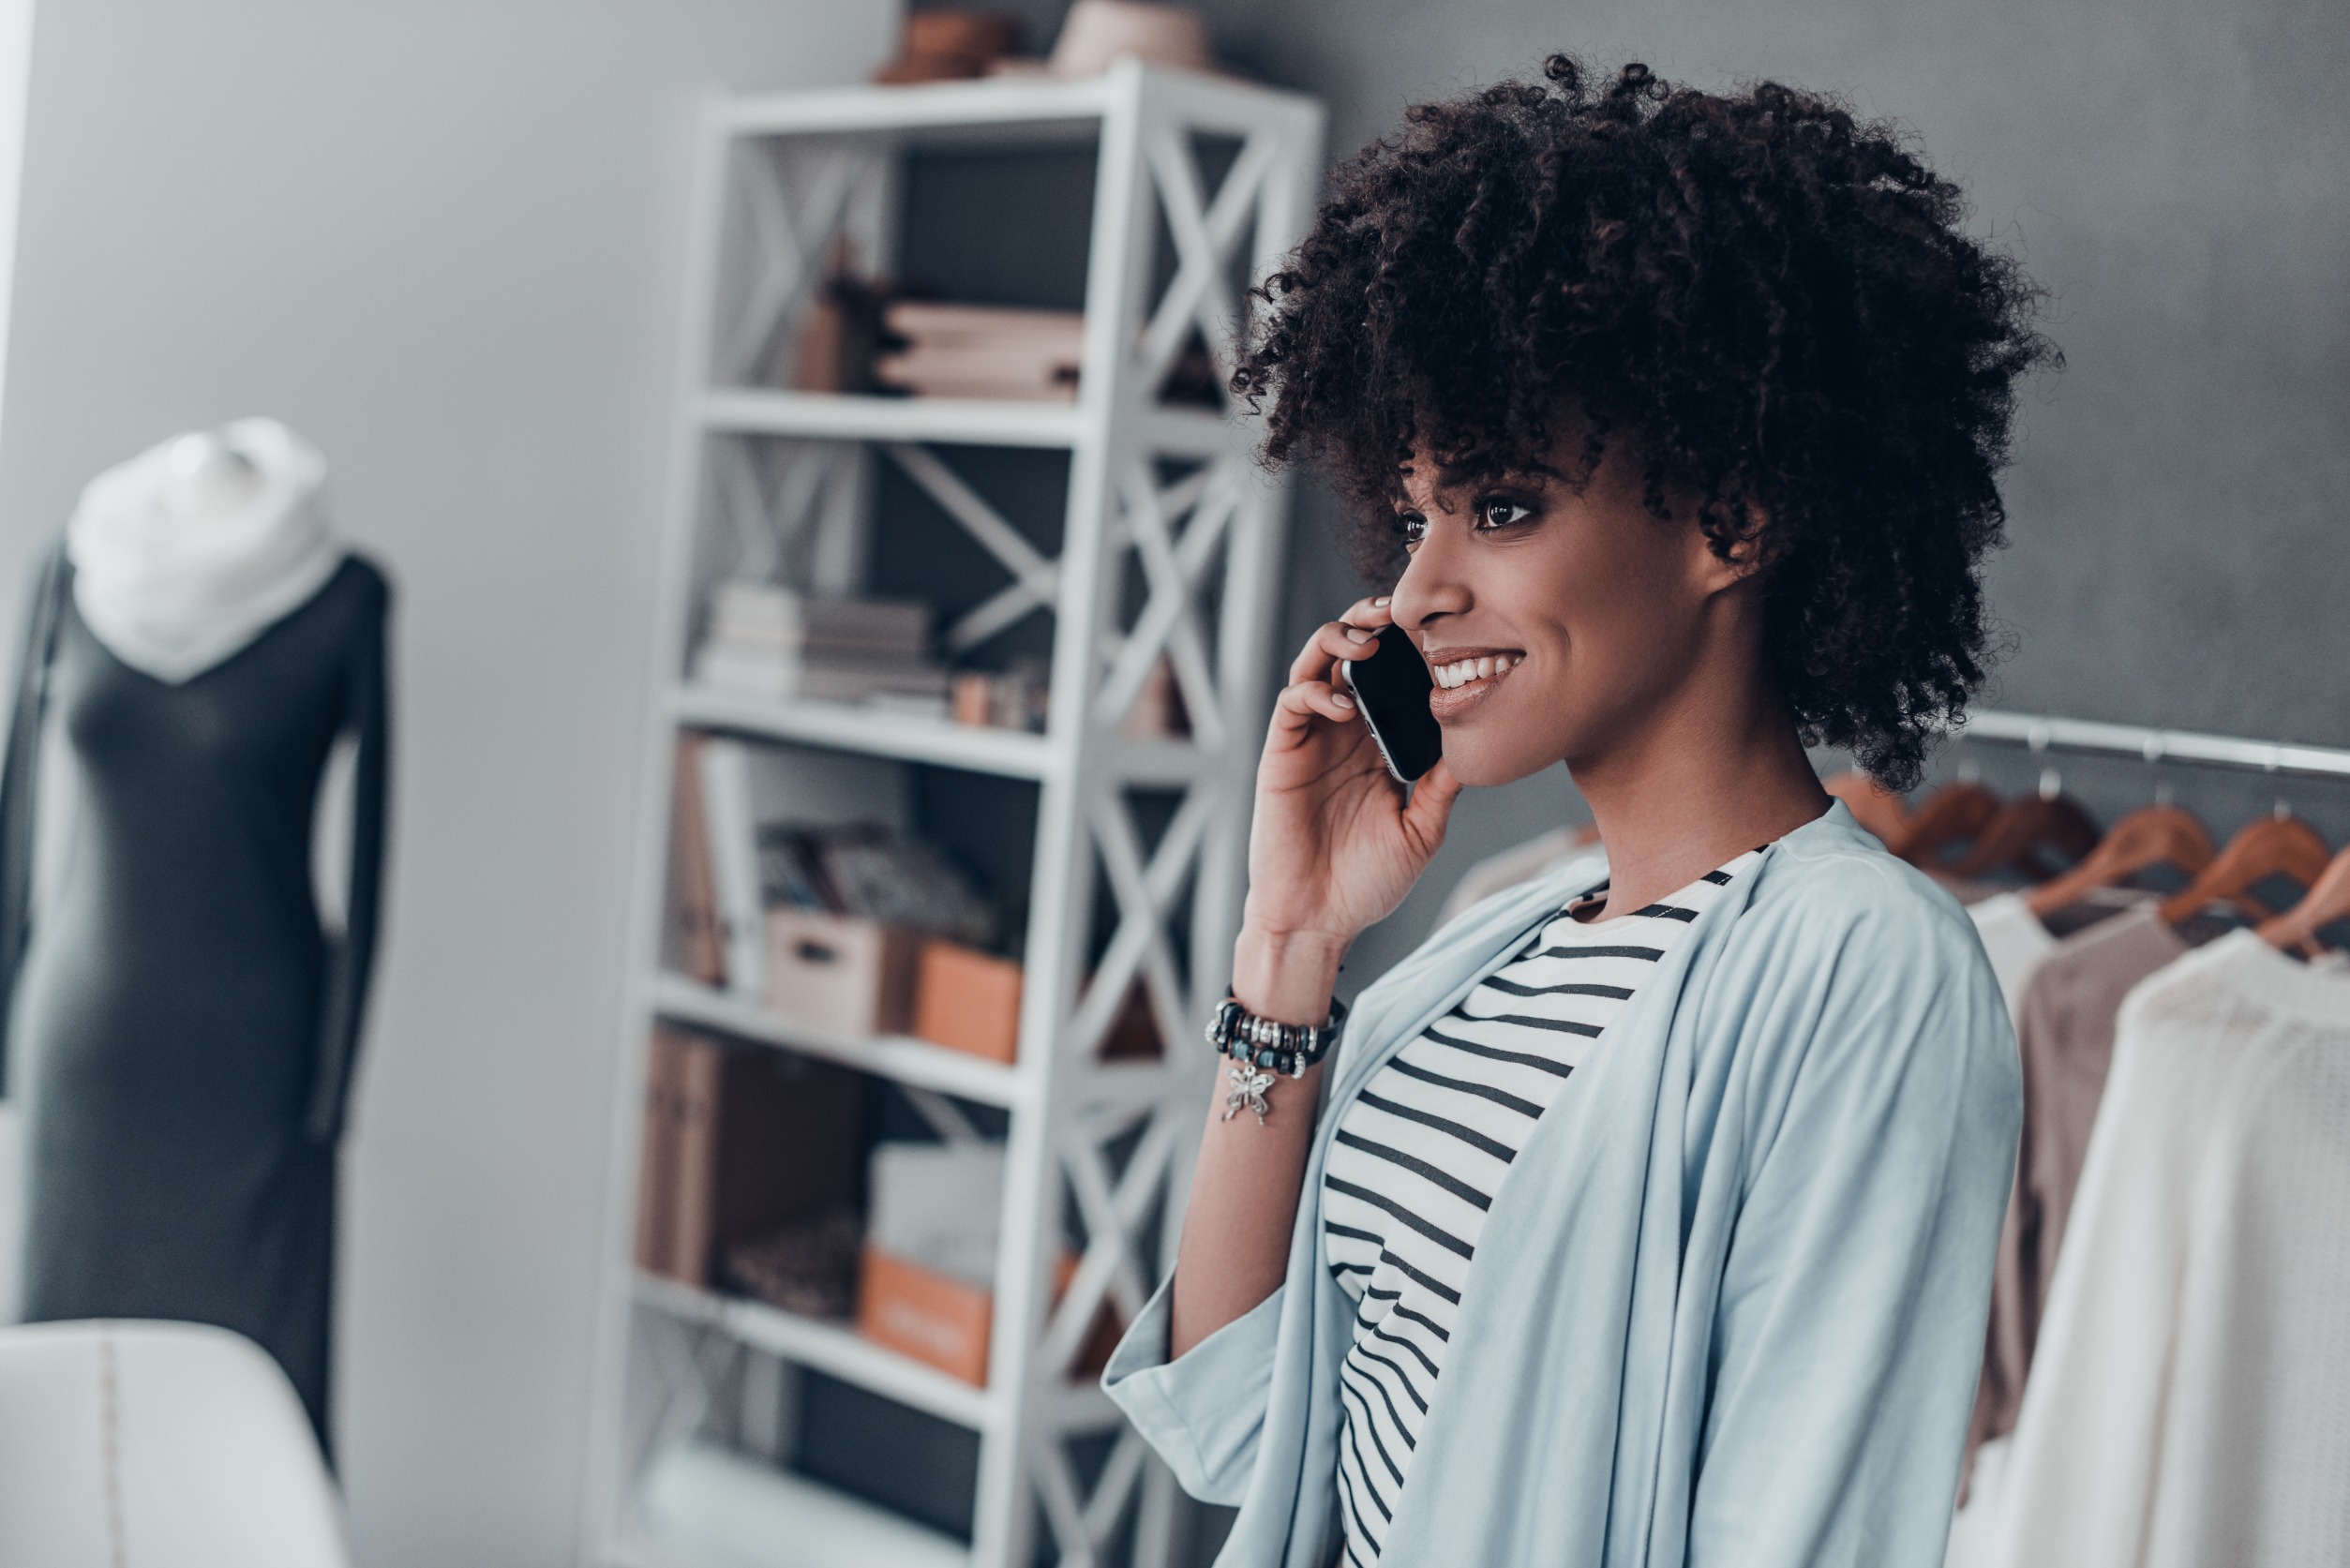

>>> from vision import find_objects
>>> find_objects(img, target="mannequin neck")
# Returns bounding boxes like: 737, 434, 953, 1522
162, 433, 264, 521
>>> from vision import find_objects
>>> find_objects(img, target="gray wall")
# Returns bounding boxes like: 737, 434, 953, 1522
0, 3, 895, 1563
959, 0, 2350, 980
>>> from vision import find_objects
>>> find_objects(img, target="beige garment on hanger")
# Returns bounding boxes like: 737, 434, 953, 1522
1967, 906, 2189, 1463
1983, 932, 2350, 1568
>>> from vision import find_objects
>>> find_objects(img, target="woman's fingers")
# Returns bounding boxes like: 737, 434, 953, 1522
1269, 678, 1359, 745
1288, 619, 1382, 686
1284, 596, 1400, 685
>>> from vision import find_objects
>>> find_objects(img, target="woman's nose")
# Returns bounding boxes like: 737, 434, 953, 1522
1390, 526, 1472, 634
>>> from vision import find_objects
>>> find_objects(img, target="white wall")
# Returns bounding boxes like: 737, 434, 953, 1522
0, 3, 897, 1563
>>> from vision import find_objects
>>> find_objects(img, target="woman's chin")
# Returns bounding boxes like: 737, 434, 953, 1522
1429, 724, 1563, 789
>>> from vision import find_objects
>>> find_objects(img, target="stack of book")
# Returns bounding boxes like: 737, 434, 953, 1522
875, 302, 1085, 403
693, 580, 950, 711
635, 1025, 865, 1303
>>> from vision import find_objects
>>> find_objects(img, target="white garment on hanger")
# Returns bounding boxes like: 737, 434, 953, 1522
1983, 930, 2350, 1568
65, 418, 344, 684
1968, 891, 2056, 1028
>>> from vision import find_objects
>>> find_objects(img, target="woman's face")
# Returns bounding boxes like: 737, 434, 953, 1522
1386, 439, 1757, 789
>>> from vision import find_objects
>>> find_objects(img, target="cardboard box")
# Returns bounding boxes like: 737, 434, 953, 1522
858, 1246, 994, 1386
912, 940, 1024, 1063
764, 909, 920, 1036
854, 1247, 1126, 1388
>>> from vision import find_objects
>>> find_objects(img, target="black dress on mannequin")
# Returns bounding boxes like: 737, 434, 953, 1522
0, 549, 389, 1449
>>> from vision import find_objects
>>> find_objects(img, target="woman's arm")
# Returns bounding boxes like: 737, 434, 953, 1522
1168, 597, 1461, 1358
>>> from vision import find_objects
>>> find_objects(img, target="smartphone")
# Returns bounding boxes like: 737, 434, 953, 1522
1340, 623, 1444, 783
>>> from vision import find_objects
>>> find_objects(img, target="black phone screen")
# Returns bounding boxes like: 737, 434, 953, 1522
1341, 623, 1443, 783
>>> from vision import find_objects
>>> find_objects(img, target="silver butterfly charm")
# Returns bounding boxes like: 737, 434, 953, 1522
1222, 1059, 1276, 1124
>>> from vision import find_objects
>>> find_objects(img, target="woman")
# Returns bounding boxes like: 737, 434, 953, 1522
1103, 58, 2048, 1567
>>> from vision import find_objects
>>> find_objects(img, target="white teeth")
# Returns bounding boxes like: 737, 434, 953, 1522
1432, 656, 1517, 690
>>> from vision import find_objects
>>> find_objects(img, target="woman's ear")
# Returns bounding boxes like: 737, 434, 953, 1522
1690, 495, 1773, 594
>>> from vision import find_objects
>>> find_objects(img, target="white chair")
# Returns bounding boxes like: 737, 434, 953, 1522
0, 1319, 353, 1568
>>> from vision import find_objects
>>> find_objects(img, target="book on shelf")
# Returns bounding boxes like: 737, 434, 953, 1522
876, 301, 1085, 403
874, 346, 1080, 403
664, 735, 726, 987
706, 580, 931, 652
691, 646, 952, 705
638, 1025, 865, 1292
880, 301, 1085, 346
696, 738, 767, 998
696, 579, 949, 708
635, 1027, 686, 1275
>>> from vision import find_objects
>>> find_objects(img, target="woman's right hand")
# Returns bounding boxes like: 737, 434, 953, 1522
1236, 596, 1463, 1008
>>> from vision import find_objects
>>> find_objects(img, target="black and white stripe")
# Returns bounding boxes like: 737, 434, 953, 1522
1322, 852, 1756, 1566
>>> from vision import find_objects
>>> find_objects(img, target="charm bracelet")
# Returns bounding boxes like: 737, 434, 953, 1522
1205, 993, 1347, 1125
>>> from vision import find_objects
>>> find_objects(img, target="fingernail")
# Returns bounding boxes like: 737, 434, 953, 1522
1372, 596, 1392, 607
1331, 693, 1355, 709
1343, 626, 1374, 644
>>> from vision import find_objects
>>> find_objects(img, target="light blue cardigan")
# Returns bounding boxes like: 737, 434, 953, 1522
1104, 803, 2021, 1568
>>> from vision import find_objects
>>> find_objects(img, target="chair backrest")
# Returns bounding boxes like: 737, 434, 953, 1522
0, 1319, 352, 1568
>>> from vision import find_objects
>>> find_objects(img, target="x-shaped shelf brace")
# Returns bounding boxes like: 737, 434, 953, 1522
711, 437, 857, 585
1136, 127, 1280, 396
1033, 1421, 1153, 1567
1071, 783, 1213, 1065
1038, 1102, 1178, 1381
884, 442, 1060, 653
1093, 456, 1237, 750
726, 143, 882, 384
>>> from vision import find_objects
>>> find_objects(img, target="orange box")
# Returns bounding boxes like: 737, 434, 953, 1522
857, 1246, 994, 1386
764, 910, 920, 1036
912, 940, 1024, 1063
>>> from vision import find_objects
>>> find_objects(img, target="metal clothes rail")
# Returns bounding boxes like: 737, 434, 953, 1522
1958, 709, 2350, 784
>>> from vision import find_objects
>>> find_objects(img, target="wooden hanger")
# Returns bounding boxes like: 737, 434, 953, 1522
1949, 789, 2101, 881
1898, 779, 2001, 867
2254, 844, 2350, 954
1822, 769, 1912, 850
2156, 814, 2334, 927
2026, 802, 2214, 919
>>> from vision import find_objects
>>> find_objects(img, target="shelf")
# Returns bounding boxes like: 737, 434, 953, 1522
670, 684, 1223, 784
670, 684, 1056, 780
722, 73, 1116, 139
614, 1439, 967, 1568
636, 1273, 995, 1432
715, 62, 1323, 147
635, 1272, 1122, 1441
698, 388, 1243, 457
651, 974, 1027, 1108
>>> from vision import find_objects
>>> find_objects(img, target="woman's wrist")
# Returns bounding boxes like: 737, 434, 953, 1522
1232, 919, 1349, 1025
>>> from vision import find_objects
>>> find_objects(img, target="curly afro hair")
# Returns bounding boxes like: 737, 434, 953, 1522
1234, 56, 2056, 789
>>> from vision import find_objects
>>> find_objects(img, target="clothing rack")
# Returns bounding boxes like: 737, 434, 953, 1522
1958, 709, 2350, 784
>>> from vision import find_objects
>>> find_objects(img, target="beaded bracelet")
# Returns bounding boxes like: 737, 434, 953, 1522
1205, 992, 1347, 1124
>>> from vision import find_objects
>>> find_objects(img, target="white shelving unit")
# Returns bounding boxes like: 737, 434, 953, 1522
582, 63, 1325, 1568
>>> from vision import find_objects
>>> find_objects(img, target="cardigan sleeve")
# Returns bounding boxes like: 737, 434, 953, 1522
1683, 874, 2022, 1568
1102, 1274, 1287, 1504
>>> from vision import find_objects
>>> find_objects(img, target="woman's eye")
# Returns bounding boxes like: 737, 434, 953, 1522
1399, 513, 1429, 546
1476, 499, 1534, 530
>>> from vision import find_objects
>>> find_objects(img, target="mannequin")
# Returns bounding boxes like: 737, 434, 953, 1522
0, 418, 390, 1452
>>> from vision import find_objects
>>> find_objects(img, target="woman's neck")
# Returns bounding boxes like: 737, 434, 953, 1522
1572, 680, 1831, 919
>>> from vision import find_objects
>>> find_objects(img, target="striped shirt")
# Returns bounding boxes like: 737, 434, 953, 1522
1321, 850, 1759, 1565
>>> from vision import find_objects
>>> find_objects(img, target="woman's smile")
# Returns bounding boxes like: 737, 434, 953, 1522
1423, 645, 1525, 719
